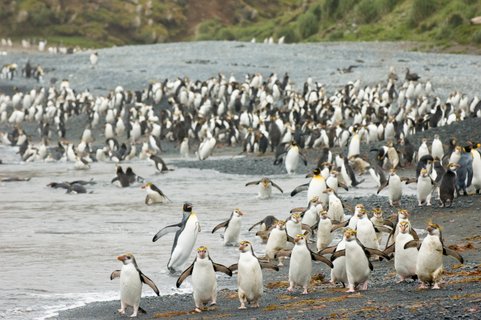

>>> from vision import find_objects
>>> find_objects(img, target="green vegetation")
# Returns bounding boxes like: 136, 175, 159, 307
0, 0, 480, 52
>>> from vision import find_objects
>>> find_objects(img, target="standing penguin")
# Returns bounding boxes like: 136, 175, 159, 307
110, 253, 160, 317
439, 163, 459, 207
385, 221, 418, 283
404, 223, 463, 289
284, 141, 307, 174
377, 168, 402, 206
229, 241, 279, 309
416, 168, 434, 206
245, 177, 283, 199
211, 208, 244, 246
176, 246, 232, 313
291, 168, 327, 206
287, 234, 333, 294
264, 220, 288, 266
152, 203, 201, 273
331, 228, 389, 293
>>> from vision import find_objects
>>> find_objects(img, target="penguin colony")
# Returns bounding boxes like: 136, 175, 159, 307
0, 66, 477, 316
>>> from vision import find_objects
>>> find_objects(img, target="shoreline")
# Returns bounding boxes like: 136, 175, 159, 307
56, 192, 481, 319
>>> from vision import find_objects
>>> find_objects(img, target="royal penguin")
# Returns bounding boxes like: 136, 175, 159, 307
416, 168, 434, 206
229, 241, 279, 309
324, 188, 345, 222
377, 168, 402, 206
384, 221, 418, 283
152, 202, 201, 273
110, 253, 160, 317
284, 141, 307, 174
287, 234, 333, 294
211, 208, 245, 246
176, 246, 232, 312
404, 223, 463, 289
245, 177, 283, 199
331, 229, 389, 292
264, 220, 288, 266
316, 210, 335, 251
291, 168, 327, 206
142, 182, 169, 205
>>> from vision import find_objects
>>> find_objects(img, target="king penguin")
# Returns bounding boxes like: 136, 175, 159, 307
152, 203, 201, 273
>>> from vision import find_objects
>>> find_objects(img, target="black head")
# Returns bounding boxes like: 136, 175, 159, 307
183, 202, 193, 212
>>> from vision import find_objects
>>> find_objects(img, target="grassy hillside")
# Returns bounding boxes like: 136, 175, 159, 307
1, 0, 481, 52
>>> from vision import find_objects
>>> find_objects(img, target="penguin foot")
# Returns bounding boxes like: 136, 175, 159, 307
346, 289, 355, 293
253, 303, 260, 308
287, 287, 294, 292
418, 283, 428, 289
194, 308, 202, 313
302, 289, 308, 295
238, 305, 247, 310
361, 281, 368, 290
118, 308, 125, 315
432, 283, 441, 290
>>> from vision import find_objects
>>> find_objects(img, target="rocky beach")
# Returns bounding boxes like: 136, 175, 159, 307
0, 41, 480, 319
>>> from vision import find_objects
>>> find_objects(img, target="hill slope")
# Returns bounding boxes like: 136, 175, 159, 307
1, 0, 480, 51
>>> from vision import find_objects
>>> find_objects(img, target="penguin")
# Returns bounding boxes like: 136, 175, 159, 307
291, 168, 327, 206
125, 167, 144, 185
341, 154, 365, 187
385, 209, 418, 248
324, 188, 345, 222
321, 235, 347, 287
301, 196, 322, 228
416, 168, 435, 206
431, 134, 444, 160
142, 182, 170, 205
404, 223, 463, 289
211, 208, 244, 246
111, 165, 130, 188
248, 215, 278, 241
264, 220, 288, 266
229, 241, 279, 309
354, 208, 383, 256
439, 163, 459, 207
384, 221, 418, 283
245, 177, 283, 199
287, 234, 333, 294
285, 213, 306, 246
347, 129, 361, 159
415, 154, 434, 178
284, 141, 307, 174
179, 137, 190, 158
176, 246, 232, 313
89, 51, 98, 67
417, 138, 430, 162
197, 134, 216, 160
152, 202, 201, 273
347, 203, 365, 229
110, 253, 160, 317
149, 154, 172, 173
331, 228, 390, 292
377, 168, 402, 206
368, 162, 387, 188
316, 210, 334, 251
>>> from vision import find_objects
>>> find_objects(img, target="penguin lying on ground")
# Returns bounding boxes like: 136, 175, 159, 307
176, 246, 232, 313
110, 253, 160, 317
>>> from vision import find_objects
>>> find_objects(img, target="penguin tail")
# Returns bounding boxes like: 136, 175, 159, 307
138, 307, 147, 314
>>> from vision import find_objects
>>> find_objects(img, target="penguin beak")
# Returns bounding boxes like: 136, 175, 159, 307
238, 210, 245, 216
117, 255, 127, 261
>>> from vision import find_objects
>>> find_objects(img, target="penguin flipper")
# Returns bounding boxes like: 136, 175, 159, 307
331, 220, 349, 232
443, 247, 464, 264
383, 243, 395, 255
374, 225, 393, 234
290, 183, 309, 197
364, 248, 391, 261
259, 261, 280, 271
410, 228, 419, 240
245, 180, 261, 187
290, 207, 307, 213
110, 177, 119, 184
286, 232, 296, 244
318, 245, 337, 255
176, 264, 194, 288
248, 221, 262, 232
271, 181, 284, 193
255, 230, 270, 242
228, 263, 238, 272
212, 220, 229, 234
403, 240, 421, 250
376, 179, 389, 194
338, 181, 349, 191
140, 272, 160, 296
152, 223, 181, 242
330, 249, 346, 261
110, 270, 121, 280
383, 219, 394, 228
310, 250, 333, 268
213, 263, 233, 276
